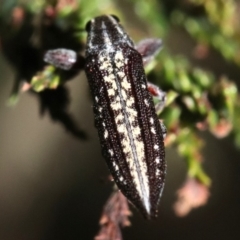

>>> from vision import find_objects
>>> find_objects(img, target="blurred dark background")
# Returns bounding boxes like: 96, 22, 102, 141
1, 0, 240, 240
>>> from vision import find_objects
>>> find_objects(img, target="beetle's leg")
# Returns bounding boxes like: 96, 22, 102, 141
147, 81, 167, 138
44, 48, 85, 70
135, 38, 162, 66
147, 82, 166, 114
159, 120, 167, 139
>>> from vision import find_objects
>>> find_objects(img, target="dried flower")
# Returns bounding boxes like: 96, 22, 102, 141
173, 178, 210, 217
95, 191, 132, 240
193, 44, 209, 59
56, 0, 78, 12
12, 7, 25, 27
210, 118, 233, 138
21, 82, 31, 92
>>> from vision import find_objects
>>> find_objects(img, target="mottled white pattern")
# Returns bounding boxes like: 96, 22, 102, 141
97, 50, 151, 213
96, 49, 164, 214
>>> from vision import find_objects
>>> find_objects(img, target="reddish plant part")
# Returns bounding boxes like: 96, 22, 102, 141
173, 178, 210, 217
95, 191, 132, 240
56, 0, 78, 12
193, 44, 209, 59
147, 82, 166, 113
21, 82, 31, 92
44, 6, 56, 19
210, 118, 233, 138
11, 7, 25, 27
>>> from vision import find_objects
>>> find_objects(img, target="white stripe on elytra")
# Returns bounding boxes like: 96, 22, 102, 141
98, 50, 150, 213
115, 51, 150, 212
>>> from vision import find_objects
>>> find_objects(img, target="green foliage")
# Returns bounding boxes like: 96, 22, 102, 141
31, 65, 60, 92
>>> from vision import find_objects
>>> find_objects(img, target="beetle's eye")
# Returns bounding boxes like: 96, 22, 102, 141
110, 15, 120, 22
85, 20, 92, 32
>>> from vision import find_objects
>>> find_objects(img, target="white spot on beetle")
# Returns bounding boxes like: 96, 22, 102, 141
104, 130, 108, 139
115, 51, 124, 61
116, 114, 124, 122
121, 77, 131, 90
154, 144, 159, 150
144, 99, 149, 106
121, 89, 127, 99
133, 126, 141, 135
118, 71, 124, 78
108, 149, 114, 156
111, 101, 122, 111
151, 127, 156, 134
99, 55, 104, 62
107, 88, 115, 96
117, 124, 125, 133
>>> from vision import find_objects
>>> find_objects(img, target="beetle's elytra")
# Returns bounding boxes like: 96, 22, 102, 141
84, 15, 166, 219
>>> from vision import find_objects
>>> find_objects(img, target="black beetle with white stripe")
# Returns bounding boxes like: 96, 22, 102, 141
44, 15, 166, 219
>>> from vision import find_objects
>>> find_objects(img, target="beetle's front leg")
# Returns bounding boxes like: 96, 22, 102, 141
44, 48, 85, 70
136, 38, 166, 133
135, 38, 162, 66
147, 82, 167, 138
147, 81, 166, 114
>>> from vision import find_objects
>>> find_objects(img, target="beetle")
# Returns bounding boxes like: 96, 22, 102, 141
44, 15, 166, 219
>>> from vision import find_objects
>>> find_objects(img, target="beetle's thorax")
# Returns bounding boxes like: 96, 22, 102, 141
86, 15, 134, 56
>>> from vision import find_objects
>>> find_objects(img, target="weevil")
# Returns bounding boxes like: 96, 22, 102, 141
44, 15, 166, 219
